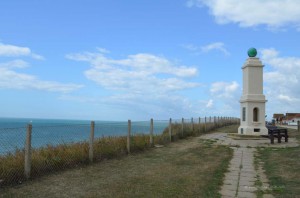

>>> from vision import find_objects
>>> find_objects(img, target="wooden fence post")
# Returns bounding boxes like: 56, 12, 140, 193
127, 120, 131, 154
204, 117, 207, 132
198, 117, 201, 133
214, 116, 216, 128
181, 118, 184, 137
169, 118, 172, 142
25, 124, 32, 179
150, 118, 154, 146
89, 121, 95, 162
191, 117, 194, 131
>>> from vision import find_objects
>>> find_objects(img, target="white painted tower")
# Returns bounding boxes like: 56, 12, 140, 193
238, 48, 268, 136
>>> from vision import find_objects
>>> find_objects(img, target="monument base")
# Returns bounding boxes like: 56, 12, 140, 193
238, 126, 268, 136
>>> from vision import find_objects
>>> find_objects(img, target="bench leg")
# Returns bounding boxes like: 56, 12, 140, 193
270, 134, 274, 144
278, 134, 281, 143
285, 132, 288, 142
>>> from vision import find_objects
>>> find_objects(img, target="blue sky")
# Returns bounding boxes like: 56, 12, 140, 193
1, 0, 300, 121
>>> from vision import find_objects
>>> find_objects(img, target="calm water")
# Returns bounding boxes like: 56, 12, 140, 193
0, 117, 168, 155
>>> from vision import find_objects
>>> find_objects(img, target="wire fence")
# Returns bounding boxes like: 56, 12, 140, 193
0, 116, 239, 187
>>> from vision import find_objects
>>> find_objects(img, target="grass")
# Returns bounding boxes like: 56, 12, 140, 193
257, 127, 300, 197
0, 121, 236, 188
214, 124, 239, 134
0, 130, 233, 198
0, 135, 153, 186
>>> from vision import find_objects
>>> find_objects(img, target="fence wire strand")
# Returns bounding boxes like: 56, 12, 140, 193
0, 117, 239, 187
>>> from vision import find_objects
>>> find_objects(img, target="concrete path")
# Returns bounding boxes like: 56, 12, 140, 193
220, 147, 257, 198
201, 133, 299, 198
202, 132, 299, 148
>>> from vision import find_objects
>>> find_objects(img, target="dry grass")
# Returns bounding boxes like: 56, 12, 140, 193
257, 128, 300, 197
0, 121, 235, 189
0, 136, 138, 186
0, 127, 233, 198
213, 124, 239, 134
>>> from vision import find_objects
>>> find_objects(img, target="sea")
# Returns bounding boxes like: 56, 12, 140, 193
0, 117, 169, 156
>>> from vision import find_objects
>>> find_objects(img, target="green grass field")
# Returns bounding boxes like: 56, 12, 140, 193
0, 121, 235, 187
0, 125, 238, 198
257, 127, 300, 197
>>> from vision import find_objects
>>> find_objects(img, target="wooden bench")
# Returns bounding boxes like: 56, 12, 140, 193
263, 126, 288, 144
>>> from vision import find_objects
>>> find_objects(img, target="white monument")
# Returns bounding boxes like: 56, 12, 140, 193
238, 48, 268, 136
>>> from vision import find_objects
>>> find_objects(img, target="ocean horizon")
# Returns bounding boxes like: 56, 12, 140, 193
0, 117, 169, 155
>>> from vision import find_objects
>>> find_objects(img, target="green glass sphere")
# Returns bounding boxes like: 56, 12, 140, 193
248, 48, 257, 57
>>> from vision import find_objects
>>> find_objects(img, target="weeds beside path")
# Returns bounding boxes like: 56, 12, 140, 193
1, 126, 235, 198
257, 128, 300, 197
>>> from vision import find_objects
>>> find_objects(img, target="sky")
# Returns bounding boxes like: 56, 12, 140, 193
0, 0, 300, 121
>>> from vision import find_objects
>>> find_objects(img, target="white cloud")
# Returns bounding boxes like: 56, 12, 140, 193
0, 60, 83, 93
261, 48, 300, 115
0, 42, 81, 93
67, 51, 199, 94
208, 81, 240, 116
182, 44, 199, 51
188, 0, 300, 29
206, 99, 214, 108
278, 94, 293, 102
201, 42, 230, 55
262, 48, 300, 72
183, 42, 230, 56
67, 49, 202, 118
96, 47, 110, 54
0, 59, 29, 69
0, 43, 44, 60
0, 43, 30, 56
31, 53, 45, 60
210, 81, 239, 98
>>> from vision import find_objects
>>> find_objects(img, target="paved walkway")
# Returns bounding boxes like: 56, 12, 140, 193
200, 133, 299, 198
